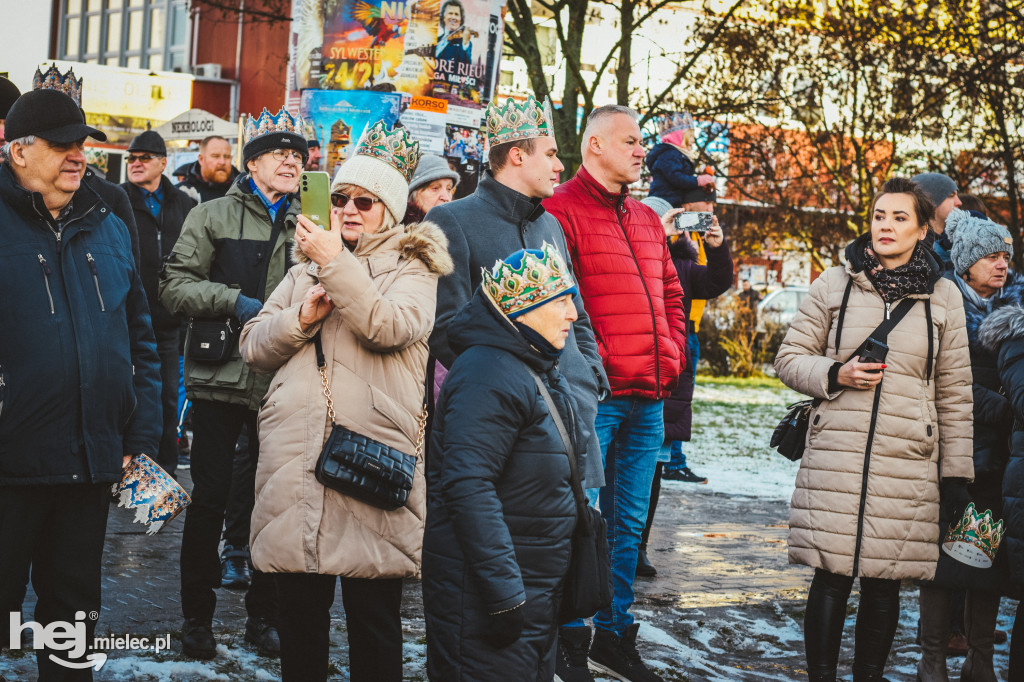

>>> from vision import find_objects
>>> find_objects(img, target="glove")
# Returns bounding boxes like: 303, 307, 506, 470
482, 602, 525, 649
940, 478, 972, 524
234, 295, 263, 325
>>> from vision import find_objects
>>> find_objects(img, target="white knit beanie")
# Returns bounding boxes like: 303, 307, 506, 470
332, 154, 409, 223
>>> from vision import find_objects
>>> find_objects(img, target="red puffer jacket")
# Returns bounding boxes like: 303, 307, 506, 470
544, 166, 687, 399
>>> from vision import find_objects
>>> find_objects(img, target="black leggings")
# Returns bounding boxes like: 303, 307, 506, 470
804, 568, 901, 680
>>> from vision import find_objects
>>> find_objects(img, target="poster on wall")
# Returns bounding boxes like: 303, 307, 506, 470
399, 95, 448, 155
300, 89, 403, 177
429, 0, 493, 107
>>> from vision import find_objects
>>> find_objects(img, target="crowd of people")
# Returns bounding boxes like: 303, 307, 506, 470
0, 64, 1022, 682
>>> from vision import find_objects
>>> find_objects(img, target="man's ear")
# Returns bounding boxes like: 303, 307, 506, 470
507, 145, 524, 167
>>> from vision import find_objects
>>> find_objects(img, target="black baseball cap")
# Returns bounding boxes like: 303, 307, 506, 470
0, 76, 20, 120
4, 89, 106, 143
128, 130, 167, 156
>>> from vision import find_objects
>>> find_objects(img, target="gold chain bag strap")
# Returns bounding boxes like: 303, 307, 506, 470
311, 331, 425, 510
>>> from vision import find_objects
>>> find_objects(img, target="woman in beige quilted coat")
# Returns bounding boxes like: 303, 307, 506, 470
775, 177, 974, 682
239, 124, 452, 682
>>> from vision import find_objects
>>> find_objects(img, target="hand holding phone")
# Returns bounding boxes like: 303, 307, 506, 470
859, 338, 889, 373
300, 171, 332, 230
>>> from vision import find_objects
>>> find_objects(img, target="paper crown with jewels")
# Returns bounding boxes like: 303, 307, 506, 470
244, 106, 304, 145
302, 120, 320, 146
657, 111, 693, 136
33, 64, 83, 106
485, 95, 554, 147
942, 503, 1005, 568
353, 121, 421, 182
482, 243, 578, 319
242, 106, 307, 163
111, 454, 191, 535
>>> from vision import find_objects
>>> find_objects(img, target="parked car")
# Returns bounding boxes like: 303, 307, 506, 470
757, 286, 810, 330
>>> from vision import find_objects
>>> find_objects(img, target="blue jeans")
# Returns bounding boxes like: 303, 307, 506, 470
177, 356, 191, 438
564, 396, 664, 636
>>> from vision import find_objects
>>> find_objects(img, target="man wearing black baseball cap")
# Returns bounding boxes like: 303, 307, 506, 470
0, 88, 162, 679
0, 76, 21, 150
122, 129, 197, 480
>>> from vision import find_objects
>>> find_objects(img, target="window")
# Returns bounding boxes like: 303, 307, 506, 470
59, 0, 189, 72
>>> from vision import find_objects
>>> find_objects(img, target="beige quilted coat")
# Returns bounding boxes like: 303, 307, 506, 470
775, 262, 974, 580
240, 221, 452, 578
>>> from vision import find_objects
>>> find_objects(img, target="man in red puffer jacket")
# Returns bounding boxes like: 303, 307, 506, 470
544, 104, 686, 682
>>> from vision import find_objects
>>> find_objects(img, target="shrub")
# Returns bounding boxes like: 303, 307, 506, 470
698, 295, 787, 378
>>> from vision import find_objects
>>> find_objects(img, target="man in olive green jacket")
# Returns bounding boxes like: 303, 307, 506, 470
159, 109, 307, 660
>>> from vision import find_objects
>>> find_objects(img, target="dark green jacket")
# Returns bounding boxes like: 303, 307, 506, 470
159, 175, 299, 409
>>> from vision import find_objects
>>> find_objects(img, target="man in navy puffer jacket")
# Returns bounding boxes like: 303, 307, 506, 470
0, 89, 161, 680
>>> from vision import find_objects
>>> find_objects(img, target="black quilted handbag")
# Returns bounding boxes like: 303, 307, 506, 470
311, 332, 425, 511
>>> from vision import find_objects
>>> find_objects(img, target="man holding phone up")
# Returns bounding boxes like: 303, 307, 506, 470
160, 106, 307, 661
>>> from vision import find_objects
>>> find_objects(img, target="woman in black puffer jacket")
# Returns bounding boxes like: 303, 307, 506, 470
423, 246, 583, 681
978, 281, 1024, 680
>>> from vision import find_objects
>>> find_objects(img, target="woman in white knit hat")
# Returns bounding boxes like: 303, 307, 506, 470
240, 121, 453, 682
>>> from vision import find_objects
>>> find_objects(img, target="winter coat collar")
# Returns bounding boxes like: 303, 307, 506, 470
448, 287, 558, 373
572, 164, 630, 209
290, 220, 454, 277
0, 161, 102, 227
475, 171, 546, 224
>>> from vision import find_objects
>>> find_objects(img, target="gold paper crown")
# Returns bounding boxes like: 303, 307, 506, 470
658, 111, 693, 136
244, 107, 304, 146
482, 242, 577, 318
302, 120, 320, 144
942, 503, 1005, 568
353, 121, 421, 182
485, 95, 554, 147
33, 64, 83, 106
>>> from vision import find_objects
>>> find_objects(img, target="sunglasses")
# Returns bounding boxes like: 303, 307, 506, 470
127, 154, 162, 164
331, 193, 382, 211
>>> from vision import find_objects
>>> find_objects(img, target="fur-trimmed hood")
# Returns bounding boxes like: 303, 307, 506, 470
290, 220, 454, 276
979, 279, 1024, 352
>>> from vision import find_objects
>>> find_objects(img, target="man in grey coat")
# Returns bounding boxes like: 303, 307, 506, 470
428, 96, 609, 492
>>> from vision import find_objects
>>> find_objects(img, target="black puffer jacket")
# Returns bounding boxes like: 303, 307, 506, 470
423, 288, 580, 682
979, 283, 1024, 587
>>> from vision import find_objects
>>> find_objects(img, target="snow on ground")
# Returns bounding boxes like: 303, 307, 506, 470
666, 379, 803, 501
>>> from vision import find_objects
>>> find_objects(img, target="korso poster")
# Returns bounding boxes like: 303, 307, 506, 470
430, 0, 499, 107
399, 95, 448, 155
319, 0, 440, 96
300, 89, 403, 178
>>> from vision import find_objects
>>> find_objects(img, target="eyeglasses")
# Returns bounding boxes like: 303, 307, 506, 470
126, 154, 162, 164
331, 193, 381, 211
269, 149, 305, 163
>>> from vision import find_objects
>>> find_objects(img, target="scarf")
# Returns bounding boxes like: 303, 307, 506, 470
862, 242, 932, 303
513, 321, 563, 360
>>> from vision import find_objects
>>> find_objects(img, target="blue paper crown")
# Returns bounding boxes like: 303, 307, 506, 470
244, 107, 305, 146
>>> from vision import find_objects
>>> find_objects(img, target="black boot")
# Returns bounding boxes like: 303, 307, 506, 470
589, 624, 664, 682
636, 546, 657, 578
805, 569, 853, 681
182, 618, 217, 660
852, 577, 900, 682
555, 626, 595, 682
245, 616, 281, 658
221, 544, 252, 590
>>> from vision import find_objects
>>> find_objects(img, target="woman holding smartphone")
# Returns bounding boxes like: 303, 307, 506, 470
775, 177, 974, 682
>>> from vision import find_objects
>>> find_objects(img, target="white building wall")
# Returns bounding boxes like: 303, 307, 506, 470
1, 0, 54, 93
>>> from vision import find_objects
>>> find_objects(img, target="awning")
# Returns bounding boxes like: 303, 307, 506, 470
152, 108, 238, 140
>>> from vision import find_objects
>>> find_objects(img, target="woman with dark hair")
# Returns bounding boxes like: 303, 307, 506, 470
775, 177, 974, 682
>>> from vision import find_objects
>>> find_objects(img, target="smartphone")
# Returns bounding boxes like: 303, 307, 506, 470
673, 211, 713, 234
860, 338, 889, 373
300, 171, 332, 230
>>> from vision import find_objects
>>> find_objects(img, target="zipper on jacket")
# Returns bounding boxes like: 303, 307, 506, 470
0, 364, 5, 419
36, 254, 55, 314
884, 301, 891, 320
851, 380, 884, 577
86, 253, 106, 312
614, 196, 661, 391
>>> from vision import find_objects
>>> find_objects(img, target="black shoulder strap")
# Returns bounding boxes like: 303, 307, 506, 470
525, 366, 586, 511
833, 272, 918, 363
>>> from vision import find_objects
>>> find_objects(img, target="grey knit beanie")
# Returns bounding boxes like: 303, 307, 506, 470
911, 173, 958, 208
945, 208, 1015, 276
641, 196, 673, 218
408, 154, 459, 194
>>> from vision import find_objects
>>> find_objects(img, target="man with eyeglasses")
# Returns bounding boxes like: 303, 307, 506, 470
122, 130, 196, 478
160, 108, 307, 661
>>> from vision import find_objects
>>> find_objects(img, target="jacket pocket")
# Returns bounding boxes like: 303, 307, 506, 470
369, 385, 418, 448
187, 357, 246, 389
86, 253, 107, 312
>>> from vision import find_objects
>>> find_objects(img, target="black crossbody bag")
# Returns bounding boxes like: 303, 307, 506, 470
771, 278, 919, 461
525, 367, 613, 621
311, 332, 426, 511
